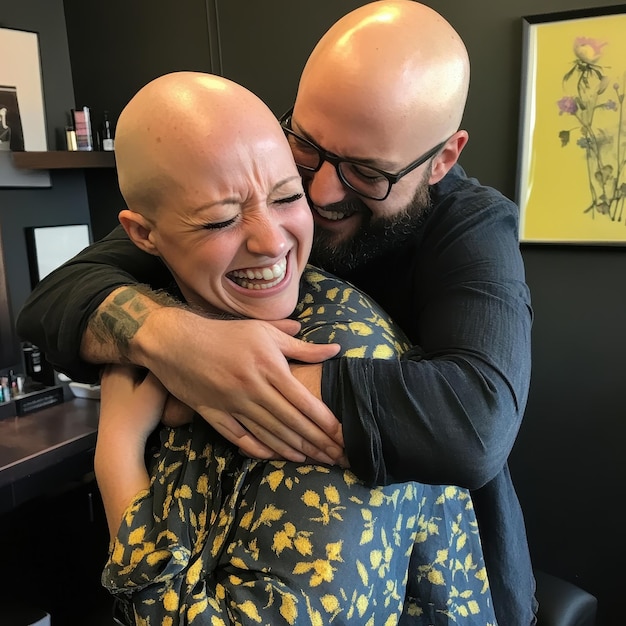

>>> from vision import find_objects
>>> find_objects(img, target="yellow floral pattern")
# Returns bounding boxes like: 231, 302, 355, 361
102, 267, 496, 625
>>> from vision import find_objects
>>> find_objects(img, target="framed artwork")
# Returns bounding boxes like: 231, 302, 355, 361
517, 5, 626, 244
25, 224, 91, 288
0, 27, 50, 187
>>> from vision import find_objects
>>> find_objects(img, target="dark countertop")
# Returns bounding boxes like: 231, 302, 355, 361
0, 398, 100, 513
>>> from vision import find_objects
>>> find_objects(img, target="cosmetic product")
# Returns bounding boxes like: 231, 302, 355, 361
72, 106, 94, 151
65, 125, 78, 151
1, 376, 9, 402
23, 344, 43, 376
100, 111, 115, 151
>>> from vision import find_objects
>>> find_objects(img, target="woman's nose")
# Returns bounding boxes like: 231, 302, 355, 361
246, 214, 288, 257
305, 160, 348, 207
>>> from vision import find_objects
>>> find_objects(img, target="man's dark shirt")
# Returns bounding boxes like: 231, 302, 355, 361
16, 165, 536, 625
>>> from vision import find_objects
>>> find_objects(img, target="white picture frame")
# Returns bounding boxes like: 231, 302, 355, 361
25, 224, 91, 287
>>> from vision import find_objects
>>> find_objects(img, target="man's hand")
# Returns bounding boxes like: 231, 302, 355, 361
126, 304, 343, 463
138, 309, 342, 463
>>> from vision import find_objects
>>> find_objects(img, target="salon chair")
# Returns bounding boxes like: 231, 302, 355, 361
535, 569, 597, 626
0, 605, 51, 625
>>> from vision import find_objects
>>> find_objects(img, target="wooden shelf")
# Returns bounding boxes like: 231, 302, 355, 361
11, 151, 116, 170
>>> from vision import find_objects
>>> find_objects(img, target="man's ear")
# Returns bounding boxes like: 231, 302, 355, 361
118, 209, 159, 255
428, 130, 469, 185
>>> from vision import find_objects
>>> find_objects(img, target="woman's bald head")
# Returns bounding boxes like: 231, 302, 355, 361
115, 72, 286, 216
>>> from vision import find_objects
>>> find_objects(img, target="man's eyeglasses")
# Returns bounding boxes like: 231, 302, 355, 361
280, 108, 448, 201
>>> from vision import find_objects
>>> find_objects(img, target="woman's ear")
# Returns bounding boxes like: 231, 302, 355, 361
118, 209, 159, 255
428, 130, 469, 185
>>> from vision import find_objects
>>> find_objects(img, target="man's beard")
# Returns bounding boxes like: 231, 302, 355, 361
310, 173, 432, 275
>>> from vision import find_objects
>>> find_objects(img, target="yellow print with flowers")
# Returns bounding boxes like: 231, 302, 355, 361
520, 12, 626, 243
102, 268, 496, 625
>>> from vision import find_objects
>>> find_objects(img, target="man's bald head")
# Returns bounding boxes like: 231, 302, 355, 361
288, 2, 471, 273
297, 1, 470, 146
115, 72, 285, 217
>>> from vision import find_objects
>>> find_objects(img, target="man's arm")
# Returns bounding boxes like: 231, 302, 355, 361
313, 184, 533, 489
17, 225, 344, 463
88, 291, 344, 462
16, 225, 172, 382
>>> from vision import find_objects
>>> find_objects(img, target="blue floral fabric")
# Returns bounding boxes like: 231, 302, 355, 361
102, 267, 497, 625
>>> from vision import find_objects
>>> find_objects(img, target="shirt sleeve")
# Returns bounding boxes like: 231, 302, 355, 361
15, 225, 171, 382
322, 190, 533, 490
102, 420, 238, 624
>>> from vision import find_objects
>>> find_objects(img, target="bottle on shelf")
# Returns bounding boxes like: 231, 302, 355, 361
65, 111, 77, 151
100, 110, 115, 151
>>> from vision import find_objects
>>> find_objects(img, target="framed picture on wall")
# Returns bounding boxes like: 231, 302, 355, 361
517, 5, 626, 244
0, 26, 50, 188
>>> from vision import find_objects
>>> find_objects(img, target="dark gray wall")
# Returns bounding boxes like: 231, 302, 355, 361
62, 0, 374, 238
62, 0, 219, 239
430, 3, 625, 625
0, 0, 91, 368
60, 1, 625, 623
0, 3, 102, 617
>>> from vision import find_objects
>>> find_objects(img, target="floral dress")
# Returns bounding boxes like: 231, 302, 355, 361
102, 267, 497, 626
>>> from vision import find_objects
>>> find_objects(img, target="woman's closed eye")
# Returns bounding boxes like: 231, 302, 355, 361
202, 191, 304, 230
203, 216, 238, 230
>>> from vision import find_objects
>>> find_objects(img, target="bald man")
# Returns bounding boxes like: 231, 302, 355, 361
17, 2, 535, 623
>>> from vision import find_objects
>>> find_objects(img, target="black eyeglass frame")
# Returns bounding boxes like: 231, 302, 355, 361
280, 108, 450, 201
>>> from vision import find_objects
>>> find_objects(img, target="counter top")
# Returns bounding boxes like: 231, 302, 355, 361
0, 398, 100, 513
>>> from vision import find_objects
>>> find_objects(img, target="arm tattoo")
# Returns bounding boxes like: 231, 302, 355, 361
88, 285, 184, 360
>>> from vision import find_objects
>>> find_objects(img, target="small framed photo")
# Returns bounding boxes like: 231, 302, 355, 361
0, 85, 25, 151
517, 6, 626, 244
25, 224, 92, 288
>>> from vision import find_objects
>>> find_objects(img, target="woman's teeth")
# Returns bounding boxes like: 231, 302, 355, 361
230, 258, 287, 290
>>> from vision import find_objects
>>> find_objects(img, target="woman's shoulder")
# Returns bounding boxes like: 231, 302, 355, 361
293, 265, 410, 358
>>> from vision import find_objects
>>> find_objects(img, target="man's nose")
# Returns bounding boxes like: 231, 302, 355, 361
246, 214, 288, 257
306, 160, 348, 207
